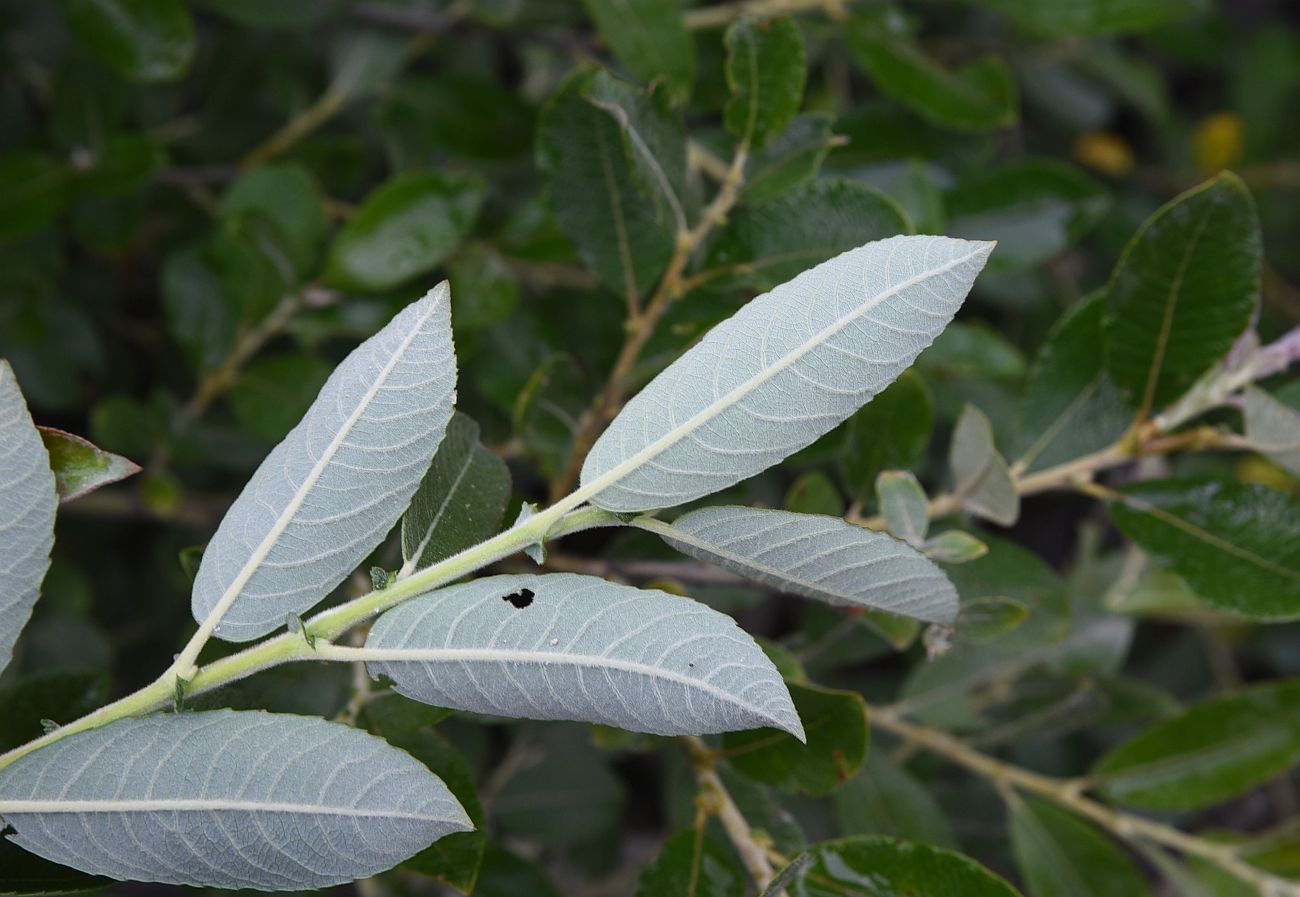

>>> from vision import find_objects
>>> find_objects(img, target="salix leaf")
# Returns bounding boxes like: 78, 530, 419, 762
0, 710, 471, 889
580, 235, 995, 513
950, 405, 1019, 526
365, 573, 802, 739
638, 507, 959, 624
0, 362, 57, 678
191, 285, 456, 642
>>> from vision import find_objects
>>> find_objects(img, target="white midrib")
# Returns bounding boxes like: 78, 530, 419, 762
576, 244, 990, 503
0, 799, 447, 820
193, 292, 447, 645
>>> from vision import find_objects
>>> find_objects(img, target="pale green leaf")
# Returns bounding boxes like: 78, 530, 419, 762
1243, 387, 1300, 477
877, 470, 929, 546
951, 404, 1019, 526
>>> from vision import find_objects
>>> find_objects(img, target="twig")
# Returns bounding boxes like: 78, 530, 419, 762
683, 0, 852, 30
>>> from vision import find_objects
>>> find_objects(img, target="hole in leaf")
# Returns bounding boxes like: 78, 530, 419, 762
502, 588, 535, 609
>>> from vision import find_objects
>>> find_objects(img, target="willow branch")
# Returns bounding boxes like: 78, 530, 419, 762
683, 0, 852, 30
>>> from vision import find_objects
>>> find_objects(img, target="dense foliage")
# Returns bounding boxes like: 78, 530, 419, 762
2, 1, 1300, 895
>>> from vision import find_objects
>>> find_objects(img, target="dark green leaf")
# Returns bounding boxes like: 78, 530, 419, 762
1009, 796, 1151, 897
396, 731, 487, 893
582, 0, 695, 102
724, 682, 869, 796
326, 172, 484, 292
845, 10, 1018, 132
57, 0, 195, 83
160, 242, 239, 373
974, 0, 1206, 37
36, 427, 140, 503
449, 247, 520, 332
473, 843, 564, 897
229, 355, 333, 442
833, 756, 958, 849
635, 829, 746, 897
195, 0, 345, 29
0, 154, 73, 240
789, 836, 1023, 896
220, 164, 327, 280
840, 371, 933, 504
784, 471, 844, 516
77, 133, 165, 196
0, 671, 108, 753
0, 838, 112, 895
401, 412, 511, 571
724, 17, 806, 148
1091, 680, 1300, 811
1104, 172, 1261, 414
377, 75, 536, 163
741, 112, 835, 203
958, 597, 1030, 640
1107, 480, 1300, 621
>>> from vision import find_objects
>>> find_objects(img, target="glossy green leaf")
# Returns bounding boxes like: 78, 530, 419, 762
973, 0, 1206, 36
191, 287, 456, 642
366, 573, 802, 738
641, 507, 959, 623
709, 179, 912, 291
845, 10, 1018, 132
1091, 680, 1300, 811
219, 164, 327, 280
582, 0, 695, 102
537, 68, 681, 301
833, 756, 957, 849
228, 354, 333, 442
788, 836, 1023, 896
724, 682, 868, 795
0, 671, 107, 754
77, 134, 164, 196
56, 0, 195, 83
1107, 480, 1300, 621
0, 710, 471, 888
1104, 172, 1261, 413
36, 427, 140, 503
840, 371, 933, 503
785, 471, 845, 516
0, 154, 73, 240
635, 829, 746, 897
742, 112, 835, 203
0, 362, 56, 678
950, 405, 1019, 526
326, 172, 484, 292
724, 17, 806, 148
582, 236, 994, 512
877, 471, 929, 545
400, 412, 511, 573
1009, 796, 1151, 897
923, 530, 989, 564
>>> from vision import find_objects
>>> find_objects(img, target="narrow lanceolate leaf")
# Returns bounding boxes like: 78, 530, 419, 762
1104, 172, 1261, 415
37, 427, 141, 503
0, 362, 57, 678
951, 405, 1019, 526
1091, 680, 1300, 812
1107, 480, 1300, 621
365, 573, 802, 739
0, 710, 471, 889
580, 235, 995, 513
191, 286, 456, 642
400, 413, 511, 574
638, 507, 958, 624
724, 17, 806, 148
1009, 797, 1151, 897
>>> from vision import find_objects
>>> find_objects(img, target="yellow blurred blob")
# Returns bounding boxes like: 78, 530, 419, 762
1192, 112, 1244, 174
1073, 132, 1135, 177
1236, 456, 1298, 494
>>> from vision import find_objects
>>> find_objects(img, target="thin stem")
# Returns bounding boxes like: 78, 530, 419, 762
868, 705, 1300, 897
683, 0, 852, 30
682, 736, 781, 893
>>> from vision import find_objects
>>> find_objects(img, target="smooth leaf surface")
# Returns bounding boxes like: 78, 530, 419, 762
1107, 480, 1300, 621
876, 470, 930, 546
0, 671, 107, 754
1104, 172, 1260, 413
788, 836, 1023, 897
0, 362, 57, 678
581, 235, 994, 512
581, 0, 695, 103
1091, 680, 1300, 811
724, 17, 806, 147
1009, 796, 1150, 897
635, 829, 745, 897
326, 172, 483, 292
742, 112, 834, 203
923, 530, 988, 564
0, 154, 73, 240
366, 573, 802, 738
191, 286, 457, 642
833, 756, 957, 849
219, 164, 326, 279
951, 404, 1019, 526
0, 710, 471, 889
36, 427, 140, 503
640, 507, 959, 624
840, 371, 932, 502
974, 0, 1206, 36
1243, 387, 1300, 477
401, 412, 511, 573
57, 0, 195, 83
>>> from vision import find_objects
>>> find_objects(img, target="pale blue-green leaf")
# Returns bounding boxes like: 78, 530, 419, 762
877, 470, 930, 545
638, 507, 958, 624
1243, 387, 1300, 477
191, 286, 457, 642
0, 362, 57, 677
365, 573, 802, 739
0, 710, 471, 890
951, 404, 1019, 526
580, 236, 995, 512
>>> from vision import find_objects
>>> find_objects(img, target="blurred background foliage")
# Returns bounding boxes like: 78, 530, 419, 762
2, 0, 1300, 894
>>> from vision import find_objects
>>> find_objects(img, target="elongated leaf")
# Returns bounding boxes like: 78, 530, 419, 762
57, 0, 195, 83
639, 507, 958, 624
1107, 480, 1300, 621
789, 836, 1023, 897
581, 235, 994, 512
951, 404, 1019, 526
0, 362, 57, 678
0, 710, 471, 889
1091, 680, 1300, 811
833, 756, 958, 849
840, 371, 932, 503
365, 573, 802, 738
37, 427, 140, 503
1010, 797, 1151, 897
401, 413, 511, 573
1104, 172, 1260, 414
974, 0, 1206, 37
635, 830, 745, 897
724, 17, 806, 148
191, 286, 457, 642
581, 0, 694, 103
